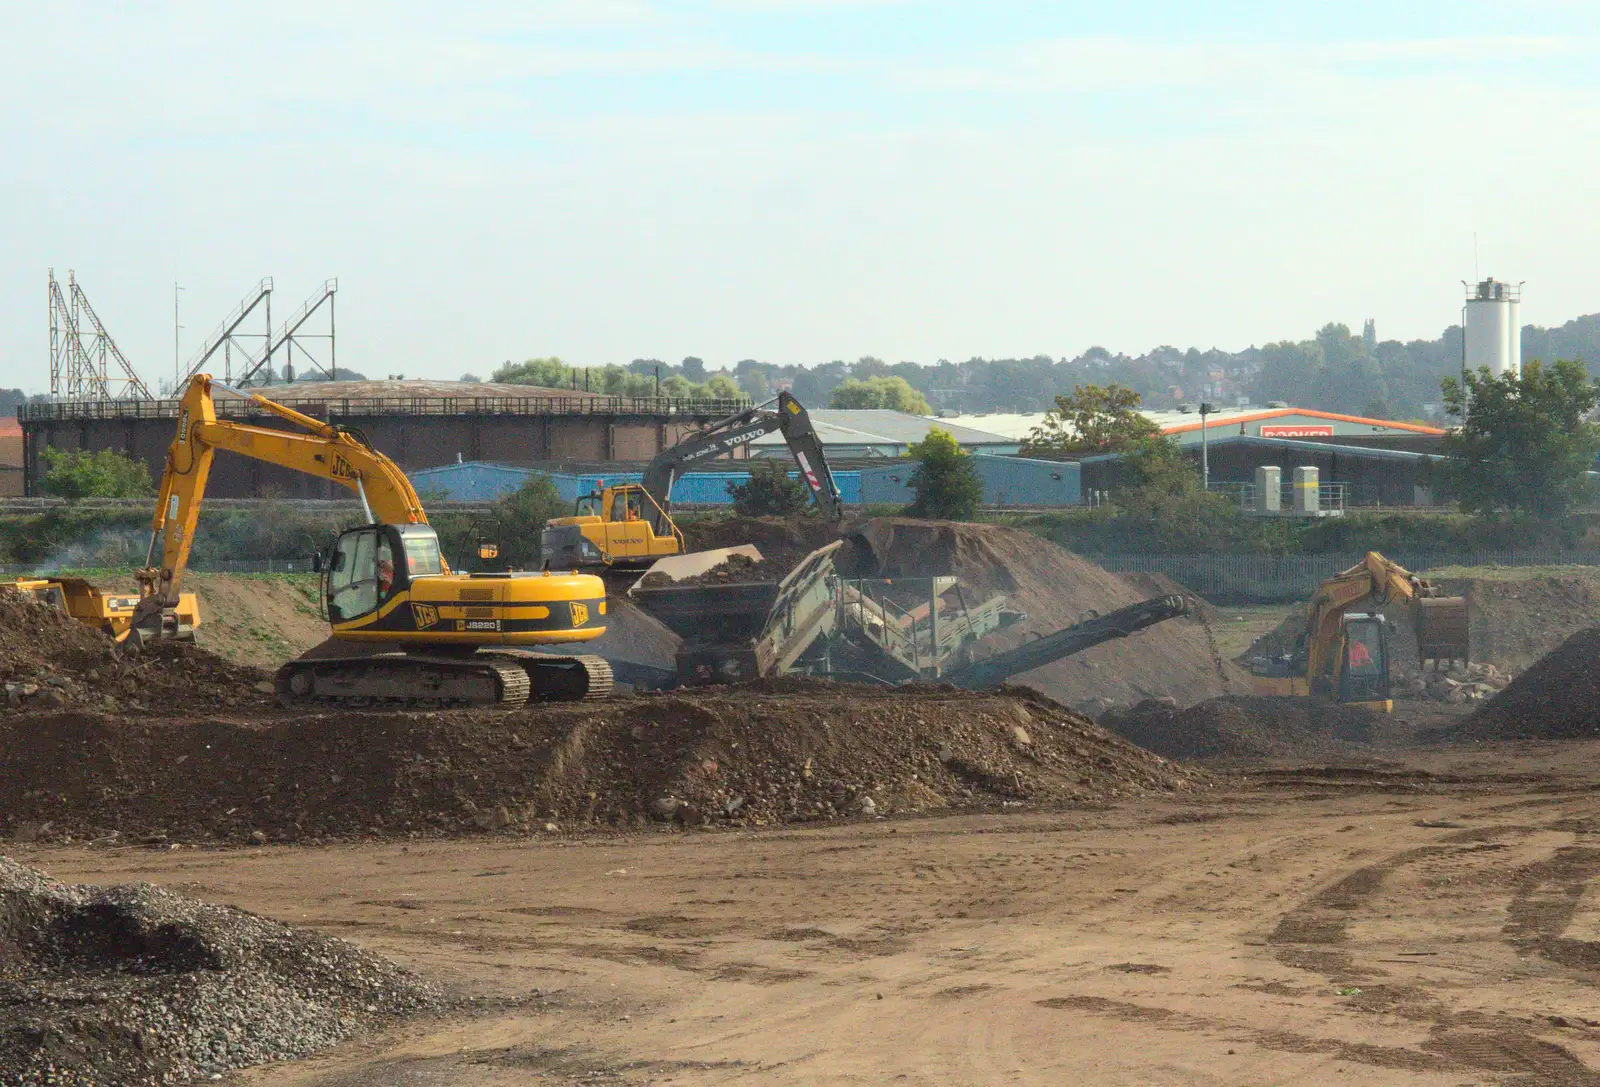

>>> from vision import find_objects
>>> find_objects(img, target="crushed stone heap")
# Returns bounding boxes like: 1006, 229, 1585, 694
0, 682, 1205, 844
0, 857, 437, 1086
1452, 627, 1600, 741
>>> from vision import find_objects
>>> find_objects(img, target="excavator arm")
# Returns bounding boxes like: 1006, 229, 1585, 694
135, 375, 430, 628
638, 392, 844, 529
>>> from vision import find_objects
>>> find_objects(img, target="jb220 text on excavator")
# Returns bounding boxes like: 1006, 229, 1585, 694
1249, 551, 1469, 712
127, 375, 614, 707
541, 392, 843, 581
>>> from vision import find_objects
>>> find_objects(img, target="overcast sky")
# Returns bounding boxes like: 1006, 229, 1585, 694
3, 1, 1597, 392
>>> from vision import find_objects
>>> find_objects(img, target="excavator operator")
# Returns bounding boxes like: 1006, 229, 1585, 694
377, 538, 396, 598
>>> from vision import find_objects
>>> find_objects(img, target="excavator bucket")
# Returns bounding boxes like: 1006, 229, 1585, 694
1413, 595, 1469, 665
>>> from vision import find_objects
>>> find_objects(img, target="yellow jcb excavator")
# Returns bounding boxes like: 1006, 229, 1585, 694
128, 374, 613, 707
1249, 551, 1469, 712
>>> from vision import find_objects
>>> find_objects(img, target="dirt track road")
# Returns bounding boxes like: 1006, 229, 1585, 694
24, 740, 1600, 1086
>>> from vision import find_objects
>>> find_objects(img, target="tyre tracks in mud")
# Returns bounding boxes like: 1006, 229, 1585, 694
1060, 803, 1600, 1086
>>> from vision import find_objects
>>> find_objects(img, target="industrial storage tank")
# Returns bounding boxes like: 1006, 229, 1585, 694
1464, 278, 1522, 377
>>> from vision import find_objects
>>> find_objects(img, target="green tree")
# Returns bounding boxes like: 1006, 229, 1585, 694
493, 357, 572, 387
37, 447, 154, 500
726, 459, 812, 517
1441, 360, 1600, 517
828, 376, 931, 414
704, 374, 743, 400
487, 472, 565, 569
1021, 383, 1161, 456
904, 427, 982, 520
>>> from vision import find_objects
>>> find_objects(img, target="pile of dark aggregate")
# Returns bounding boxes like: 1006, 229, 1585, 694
0, 586, 274, 716
1452, 626, 1600, 741
1101, 694, 1378, 761
0, 857, 438, 1086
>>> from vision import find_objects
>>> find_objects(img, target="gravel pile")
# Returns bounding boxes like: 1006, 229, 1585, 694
1101, 695, 1378, 760
0, 857, 438, 1086
1453, 627, 1600, 741
0, 586, 273, 715
0, 683, 1206, 843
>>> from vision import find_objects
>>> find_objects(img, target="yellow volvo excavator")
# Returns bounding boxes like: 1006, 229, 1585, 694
541, 392, 844, 580
130, 375, 613, 707
1249, 551, 1469, 711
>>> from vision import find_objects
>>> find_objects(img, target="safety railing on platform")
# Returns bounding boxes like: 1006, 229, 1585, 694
18, 394, 751, 422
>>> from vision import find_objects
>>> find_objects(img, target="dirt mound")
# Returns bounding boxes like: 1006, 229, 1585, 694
1433, 572, 1600, 672
0, 857, 436, 1086
1452, 627, 1600, 741
0, 587, 274, 715
851, 519, 1247, 712
1101, 695, 1378, 760
0, 683, 1204, 843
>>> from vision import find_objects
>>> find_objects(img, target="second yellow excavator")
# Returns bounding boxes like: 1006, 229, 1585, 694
131, 375, 613, 707
1249, 551, 1469, 711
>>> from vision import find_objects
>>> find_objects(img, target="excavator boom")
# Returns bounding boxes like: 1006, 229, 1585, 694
140, 377, 428, 616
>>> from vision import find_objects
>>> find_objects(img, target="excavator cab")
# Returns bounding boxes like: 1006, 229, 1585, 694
324, 523, 443, 624
1334, 613, 1391, 709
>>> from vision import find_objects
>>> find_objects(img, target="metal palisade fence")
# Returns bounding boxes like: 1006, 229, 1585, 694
1091, 550, 1600, 602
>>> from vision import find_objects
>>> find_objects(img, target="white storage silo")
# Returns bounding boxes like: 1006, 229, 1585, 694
1463, 278, 1522, 376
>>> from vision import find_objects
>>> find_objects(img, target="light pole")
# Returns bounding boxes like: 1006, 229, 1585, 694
1199, 401, 1215, 492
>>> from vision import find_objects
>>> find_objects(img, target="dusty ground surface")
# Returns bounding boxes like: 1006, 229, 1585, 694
22, 729, 1600, 1087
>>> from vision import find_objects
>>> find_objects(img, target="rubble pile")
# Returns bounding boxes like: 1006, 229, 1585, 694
1395, 661, 1513, 705
0, 683, 1205, 843
0, 587, 274, 715
1100, 695, 1378, 761
0, 857, 437, 1086
1453, 627, 1600, 741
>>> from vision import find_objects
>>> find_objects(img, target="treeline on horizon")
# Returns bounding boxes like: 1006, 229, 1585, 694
500, 310, 1600, 420
739, 313, 1600, 419
7, 312, 1598, 422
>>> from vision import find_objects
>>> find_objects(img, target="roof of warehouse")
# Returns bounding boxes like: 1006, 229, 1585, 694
941, 407, 1446, 440
1080, 434, 1448, 465
750, 410, 1016, 447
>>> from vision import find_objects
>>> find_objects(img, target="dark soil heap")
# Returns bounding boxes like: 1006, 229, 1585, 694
1101, 695, 1377, 760
638, 551, 788, 588
0, 682, 1204, 844
1452, 627, 1600, 741
0, 857, 437, 1086
0, 587, 274, 715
